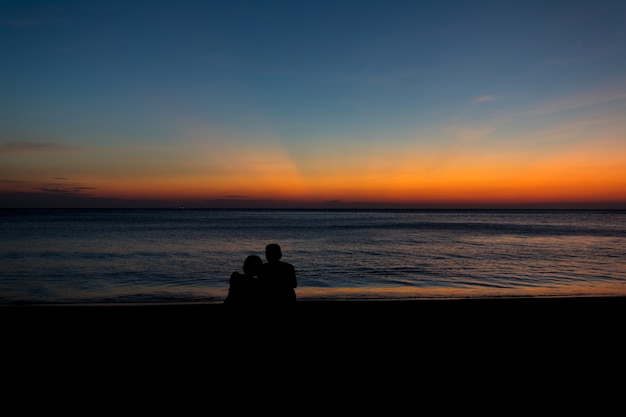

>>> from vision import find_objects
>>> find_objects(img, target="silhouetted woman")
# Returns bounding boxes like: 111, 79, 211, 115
224, 255, 263, 306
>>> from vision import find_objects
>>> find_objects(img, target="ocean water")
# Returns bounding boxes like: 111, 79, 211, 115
1, 209, 625, 305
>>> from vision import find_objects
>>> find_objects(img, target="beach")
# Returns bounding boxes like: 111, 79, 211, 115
5, 295, 624, 395
6, 296, 624, 345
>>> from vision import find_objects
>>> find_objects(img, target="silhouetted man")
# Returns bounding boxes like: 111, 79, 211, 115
260, 243, 297, 305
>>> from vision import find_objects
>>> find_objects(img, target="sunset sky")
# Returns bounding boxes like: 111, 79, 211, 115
2, 0, 626, 208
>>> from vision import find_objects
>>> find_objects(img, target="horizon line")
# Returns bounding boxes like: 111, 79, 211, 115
1, 191, 626, 210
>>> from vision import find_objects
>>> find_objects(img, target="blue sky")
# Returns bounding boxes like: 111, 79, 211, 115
2, 0, 626, 208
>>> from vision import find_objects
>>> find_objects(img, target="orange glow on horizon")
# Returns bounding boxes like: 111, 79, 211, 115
2, 131, 625, 208
88, 170, 625, 206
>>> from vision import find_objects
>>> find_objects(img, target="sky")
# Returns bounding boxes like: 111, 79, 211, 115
1, 0, 626, 209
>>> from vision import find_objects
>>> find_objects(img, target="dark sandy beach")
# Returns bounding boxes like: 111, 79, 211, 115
4, 296, 625, 393
5, 296, 624, 343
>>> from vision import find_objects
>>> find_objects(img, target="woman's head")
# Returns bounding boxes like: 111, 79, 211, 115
243, 255, 263, 275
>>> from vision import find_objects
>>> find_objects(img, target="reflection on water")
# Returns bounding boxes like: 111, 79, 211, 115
1, 209, 625, 304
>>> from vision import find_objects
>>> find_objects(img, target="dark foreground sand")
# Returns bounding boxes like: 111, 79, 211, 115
5, 297, 623, 409
4, 296, 625, 389
5, 296, 624, 342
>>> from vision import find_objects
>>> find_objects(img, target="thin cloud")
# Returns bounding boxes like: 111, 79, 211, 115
35, 178, 97, 196
35, 186, 97, 196
0, 177, 96, 196
451, 126, 493, 144
472, 95, 496, 103
527, 88, 626, 116
0, 179, 29, 184
0, 141, 80, 153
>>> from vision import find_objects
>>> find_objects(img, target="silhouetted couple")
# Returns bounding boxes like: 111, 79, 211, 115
224, 243, 297, 307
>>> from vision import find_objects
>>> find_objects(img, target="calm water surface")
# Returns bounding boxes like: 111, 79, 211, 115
1, 209, 625, 304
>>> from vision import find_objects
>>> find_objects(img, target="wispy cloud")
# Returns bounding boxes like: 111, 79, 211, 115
0, 179, 29, 185
35, 178, 97, 196
527, 87, 626, 116
0, 141, 80, 153
472, 95, 496, 103
451, 126, 493, 144
0, 177, 97, 196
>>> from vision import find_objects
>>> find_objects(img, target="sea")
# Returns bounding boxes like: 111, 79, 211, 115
1, 208, 625, 305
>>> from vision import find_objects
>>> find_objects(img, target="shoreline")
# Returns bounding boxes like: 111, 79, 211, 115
5, 294, 625, 325
2, 291, 626, 307
4, 289, 626, 307
3, 292, 625, 308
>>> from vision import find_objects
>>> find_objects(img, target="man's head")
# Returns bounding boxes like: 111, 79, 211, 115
265, 243, 282, 262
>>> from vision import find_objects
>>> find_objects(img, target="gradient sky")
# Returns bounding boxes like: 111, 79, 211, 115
2, 0, 626, 208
